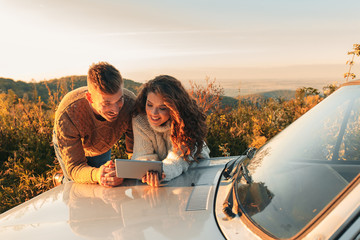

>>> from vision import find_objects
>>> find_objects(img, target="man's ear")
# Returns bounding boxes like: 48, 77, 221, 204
86, 92, 93, 104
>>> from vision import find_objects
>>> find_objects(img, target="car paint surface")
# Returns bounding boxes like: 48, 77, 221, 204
0, 157, 238, 240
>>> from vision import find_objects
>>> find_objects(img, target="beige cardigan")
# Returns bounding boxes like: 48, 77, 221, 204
131, 113, 210, 181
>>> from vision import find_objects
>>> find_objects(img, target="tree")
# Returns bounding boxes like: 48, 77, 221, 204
344, 44, 360, 82
323, 83, 339, 97
189, 77, 224, 114
295, 87, 320, 100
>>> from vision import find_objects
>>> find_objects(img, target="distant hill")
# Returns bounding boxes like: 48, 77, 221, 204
219, 90, 296, 108
0, 78, 33, 98
221, 95, 239, 108
206, 90, 296, 110
1, 77, 297, 108
0, 76, 142, 102
238, 90, 296, 103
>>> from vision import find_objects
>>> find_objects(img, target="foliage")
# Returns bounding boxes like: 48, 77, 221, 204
205, 87, 324, 157
189, 77, 224, 114
0, 76, 332, 214
0, 76, 142, 103
323, 83, 340, 97
344, 43, 360, 81
0, 90, 58, 213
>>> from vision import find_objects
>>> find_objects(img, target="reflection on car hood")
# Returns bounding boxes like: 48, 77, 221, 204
0, 157, 236, 240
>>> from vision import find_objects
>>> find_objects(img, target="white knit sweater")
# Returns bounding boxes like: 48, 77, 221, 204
131, 114, 210, 181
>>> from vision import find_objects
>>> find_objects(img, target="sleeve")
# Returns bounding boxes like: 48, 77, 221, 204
162, 142, 210, 181
124, 120, 134, 158
131, 116, 159, 161
123, 90, 136, 158
131, 115, 191, 181
162, 151, 190, 181
55, 113, 100, 184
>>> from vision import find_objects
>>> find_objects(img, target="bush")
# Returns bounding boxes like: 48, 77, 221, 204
0, 91, 59, 213
0, 81, 327, 213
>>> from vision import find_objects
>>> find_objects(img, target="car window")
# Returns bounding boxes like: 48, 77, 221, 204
235, 86, 360, 239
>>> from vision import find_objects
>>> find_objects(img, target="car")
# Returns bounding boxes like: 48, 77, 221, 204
0, 81, 359, 240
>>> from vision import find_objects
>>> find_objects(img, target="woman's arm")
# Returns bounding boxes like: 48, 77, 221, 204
162, 151, 190, 181
162, 143, 211, 181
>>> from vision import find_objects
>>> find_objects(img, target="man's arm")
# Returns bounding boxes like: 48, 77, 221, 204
55, 114, 100, 184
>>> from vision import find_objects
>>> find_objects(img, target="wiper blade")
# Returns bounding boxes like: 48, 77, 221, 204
245, 147, 257, 159
222, 148, 256, 219
241, 162, 252, 184
222, 156, 243, 180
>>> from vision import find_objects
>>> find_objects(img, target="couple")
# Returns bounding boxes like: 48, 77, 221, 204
53, 62, 210, 188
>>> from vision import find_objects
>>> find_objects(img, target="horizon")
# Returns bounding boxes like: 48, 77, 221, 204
1, 0, 360, 92
1, 73, 344, 98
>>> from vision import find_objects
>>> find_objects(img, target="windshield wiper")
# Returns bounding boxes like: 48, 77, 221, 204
241, 162, 252, 184
222, 156, 243, 180
222, 148, 256, 219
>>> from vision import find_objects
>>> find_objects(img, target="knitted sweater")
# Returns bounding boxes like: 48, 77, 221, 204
131, 114, 210, 181
53, 86, 136, 183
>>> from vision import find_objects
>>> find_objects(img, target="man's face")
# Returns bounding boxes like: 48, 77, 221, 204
86, 86, 124, 122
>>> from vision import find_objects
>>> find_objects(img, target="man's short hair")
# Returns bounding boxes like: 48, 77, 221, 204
87, 62, 123, 94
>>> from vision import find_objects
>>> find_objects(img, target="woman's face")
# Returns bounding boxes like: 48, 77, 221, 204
145, 92, 170, 126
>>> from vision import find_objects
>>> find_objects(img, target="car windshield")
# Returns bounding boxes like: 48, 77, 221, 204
235, 85, 360, 239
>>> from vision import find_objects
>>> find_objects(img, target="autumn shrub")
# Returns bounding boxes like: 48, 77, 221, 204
206, 109, 249, 157
0, 79, 328, 214
203, 86, 325, 157
0, 90, 59, 213
189, 77, 224, 114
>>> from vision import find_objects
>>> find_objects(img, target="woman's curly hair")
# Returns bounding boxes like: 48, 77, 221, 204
133, 75, 208, 161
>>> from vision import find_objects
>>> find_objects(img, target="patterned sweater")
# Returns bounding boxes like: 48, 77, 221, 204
53, 86, 136, 183
131, 114, 210, 181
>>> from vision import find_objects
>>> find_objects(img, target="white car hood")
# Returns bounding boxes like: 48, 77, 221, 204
0, 158, 236, 240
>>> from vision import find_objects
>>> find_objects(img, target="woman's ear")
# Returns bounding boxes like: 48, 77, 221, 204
86, 92, 93, 104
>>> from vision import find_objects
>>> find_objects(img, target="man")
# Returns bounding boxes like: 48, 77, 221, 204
53, 62, 135, 187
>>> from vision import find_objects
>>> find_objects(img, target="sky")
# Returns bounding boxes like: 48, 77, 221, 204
1, 0, 360, 95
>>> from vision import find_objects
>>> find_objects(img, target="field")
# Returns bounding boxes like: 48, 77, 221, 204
0, 76, 339, 213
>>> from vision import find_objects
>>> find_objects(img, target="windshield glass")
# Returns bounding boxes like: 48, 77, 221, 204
236, 85, 360, 239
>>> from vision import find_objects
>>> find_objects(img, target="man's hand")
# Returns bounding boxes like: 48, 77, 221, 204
98, 160, 124, 187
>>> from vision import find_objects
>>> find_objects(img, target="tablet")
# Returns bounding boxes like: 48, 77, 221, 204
115, 159, 163, 180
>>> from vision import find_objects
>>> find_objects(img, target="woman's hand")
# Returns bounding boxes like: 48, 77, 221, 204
98, 160, 124, 187
142, 171, 166, 187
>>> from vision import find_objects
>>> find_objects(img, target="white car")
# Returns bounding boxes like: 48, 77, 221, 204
1, 81, 359, 240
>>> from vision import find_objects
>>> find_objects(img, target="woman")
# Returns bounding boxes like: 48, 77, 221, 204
132, 75, 210, 187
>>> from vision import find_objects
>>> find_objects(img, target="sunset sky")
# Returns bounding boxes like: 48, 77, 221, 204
1, 0, 360, 93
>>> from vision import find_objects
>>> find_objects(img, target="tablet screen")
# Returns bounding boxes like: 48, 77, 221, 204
115, 159, 163, 180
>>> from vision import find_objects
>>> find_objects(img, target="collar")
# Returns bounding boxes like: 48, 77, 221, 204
148, 118, 171, 133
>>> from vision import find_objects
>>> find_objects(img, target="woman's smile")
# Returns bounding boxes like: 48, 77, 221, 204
145, 92, 170, 126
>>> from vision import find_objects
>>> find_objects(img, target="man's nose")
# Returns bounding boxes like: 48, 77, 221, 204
110, 104, 119, 113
